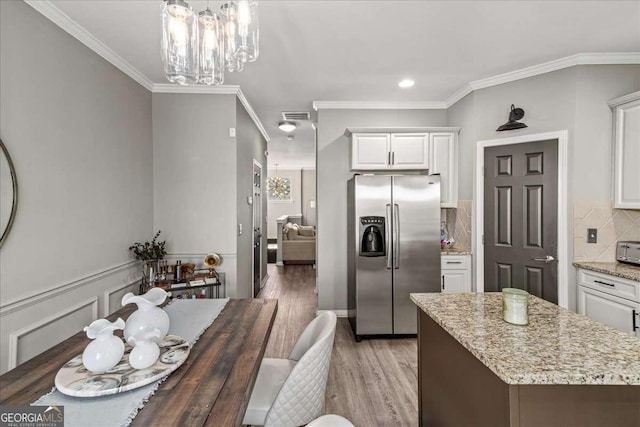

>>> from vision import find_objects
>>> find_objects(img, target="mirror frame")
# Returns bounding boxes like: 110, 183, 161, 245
0, 138, 18, 247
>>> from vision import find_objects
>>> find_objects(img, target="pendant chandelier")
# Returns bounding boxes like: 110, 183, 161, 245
161, 0, 259, 86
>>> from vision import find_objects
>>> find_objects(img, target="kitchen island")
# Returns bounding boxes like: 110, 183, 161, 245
411, 293, 640, 427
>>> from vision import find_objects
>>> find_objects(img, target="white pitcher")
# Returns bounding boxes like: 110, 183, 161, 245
121, 288, 170, 345
82, 318, 126, 373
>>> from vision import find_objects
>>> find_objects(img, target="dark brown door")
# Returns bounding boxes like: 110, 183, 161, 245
484, 140, 558, 303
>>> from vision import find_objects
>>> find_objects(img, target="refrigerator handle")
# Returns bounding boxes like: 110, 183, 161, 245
385, 204, 392, 269
393, 204, 399, 269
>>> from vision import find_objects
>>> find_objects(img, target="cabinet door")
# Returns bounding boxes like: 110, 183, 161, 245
442, 270, 469, 293
578, 285, 640, 337
429, 133, 457, 208
390, 134, 429, 170
613, 97, 640, 209
352, 133, 391, 170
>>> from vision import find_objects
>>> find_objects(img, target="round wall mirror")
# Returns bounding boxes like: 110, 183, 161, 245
0, 138, 18, 247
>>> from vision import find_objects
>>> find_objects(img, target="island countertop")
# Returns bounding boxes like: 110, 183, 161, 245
410, 292, 640, 385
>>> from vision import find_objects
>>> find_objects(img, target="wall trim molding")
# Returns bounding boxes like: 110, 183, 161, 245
23, 3, 637, 144
236, 88, 271, 143
165, 252, 237, 258
0, 260, 139, 316
22, 2, 640, 111
8, 297, 98, 370
24, 0, 154, 91
152, 84, 241, 95
314, 53, 640, 110
608, 90, 640, 108
103, 281, 138, 316
313, 101, 448, 111
446, 52, 640, 107
316, 309, 348, 317
474, 130, 569, 309
153, 84, 270, 143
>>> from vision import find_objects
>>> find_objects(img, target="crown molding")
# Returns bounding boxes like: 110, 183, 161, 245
236, 88, 271, 143
468, 52, 640, 93
445, 84, 474, 108
153, 84, 270, 142
20, 3, 640, 120
267, 164, 316, 170
313, 101, 448, 111
152, 84, 242, 95
316, 53, 640, 110
608, 90, 640, 108
24, 0, 154, 91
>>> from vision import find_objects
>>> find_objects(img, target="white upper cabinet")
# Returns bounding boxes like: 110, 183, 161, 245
610, 91, 640, 209
429, 133, 458, 208
389, 134, 429, 169
348, 128, 460, 207
351, 133, 391, 169
351, 133, 428, 170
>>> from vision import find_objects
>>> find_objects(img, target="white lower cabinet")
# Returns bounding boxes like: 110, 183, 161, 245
441, 255, 471, 293
577, 268, 640, 338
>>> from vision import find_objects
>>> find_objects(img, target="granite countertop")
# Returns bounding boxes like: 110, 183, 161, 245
573, 261, 640, 282
410, 292, 640, 385
441, 247, 472, 255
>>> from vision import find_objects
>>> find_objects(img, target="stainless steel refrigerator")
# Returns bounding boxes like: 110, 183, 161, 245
347, 175, 441, 339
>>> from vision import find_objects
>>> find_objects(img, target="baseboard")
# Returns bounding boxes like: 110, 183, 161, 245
316, 309, 348, 317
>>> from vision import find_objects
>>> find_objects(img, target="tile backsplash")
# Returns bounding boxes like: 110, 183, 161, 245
573, 199, 640, 262
442, 200, 472, 252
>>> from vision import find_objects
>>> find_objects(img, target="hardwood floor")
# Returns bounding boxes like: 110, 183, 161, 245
259, 264, 419, 426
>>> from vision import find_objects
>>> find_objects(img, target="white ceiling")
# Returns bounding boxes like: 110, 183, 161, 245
47, 0, 640, 169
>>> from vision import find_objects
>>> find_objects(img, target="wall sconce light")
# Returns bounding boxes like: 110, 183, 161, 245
278, 121, 297, 133
497, 104, 528, 131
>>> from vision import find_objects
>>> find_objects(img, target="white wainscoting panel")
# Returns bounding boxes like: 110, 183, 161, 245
8, 297, 98, 369
104, 282, 139, 316
0, 261, 141, 374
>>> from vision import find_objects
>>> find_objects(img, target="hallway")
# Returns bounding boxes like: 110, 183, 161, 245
259, 264, 418, 426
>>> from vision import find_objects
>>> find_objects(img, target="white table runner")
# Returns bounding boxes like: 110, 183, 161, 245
33, 298, 229, 427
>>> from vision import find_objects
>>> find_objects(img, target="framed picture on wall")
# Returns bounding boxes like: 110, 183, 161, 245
268, 176, 292, 201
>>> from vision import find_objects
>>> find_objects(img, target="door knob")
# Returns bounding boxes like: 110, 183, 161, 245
531, 255, 555, 263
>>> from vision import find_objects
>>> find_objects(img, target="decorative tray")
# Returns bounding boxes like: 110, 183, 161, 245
55, 335, 190, 397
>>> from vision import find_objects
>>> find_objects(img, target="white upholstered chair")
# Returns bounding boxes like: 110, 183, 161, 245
243, 311, 338, 427
306, 415, 355, 427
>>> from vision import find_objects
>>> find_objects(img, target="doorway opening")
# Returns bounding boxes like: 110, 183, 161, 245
472, 130, 569, 308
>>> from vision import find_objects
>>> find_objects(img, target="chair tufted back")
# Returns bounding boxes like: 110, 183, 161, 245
264, 312, 337, 427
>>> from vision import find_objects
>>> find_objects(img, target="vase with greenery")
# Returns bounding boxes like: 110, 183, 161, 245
129, 230, 167, 261
129, 231, 167, 287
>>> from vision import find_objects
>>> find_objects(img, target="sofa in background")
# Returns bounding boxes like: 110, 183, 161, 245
276, 215, 316, 265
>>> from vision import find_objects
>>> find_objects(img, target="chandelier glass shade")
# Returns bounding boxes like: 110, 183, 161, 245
161, 0, 259, 86
197, 9, 224, 85
161, 0, 198, 85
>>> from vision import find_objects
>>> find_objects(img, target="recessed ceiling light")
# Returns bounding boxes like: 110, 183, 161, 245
398, 79, 415, 88
278, 121, 297, 133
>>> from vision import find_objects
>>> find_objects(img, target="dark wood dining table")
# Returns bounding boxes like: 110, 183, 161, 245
0, 298, 278, 427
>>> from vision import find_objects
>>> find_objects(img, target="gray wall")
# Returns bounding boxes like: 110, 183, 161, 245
316, 109, 448, 311
0, 1, 153, 373
236, 98, 268, 298
301, 169, 317, 226
447, 64, 640, 310
573, 65, 640, 199
152, 93, 240, 295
